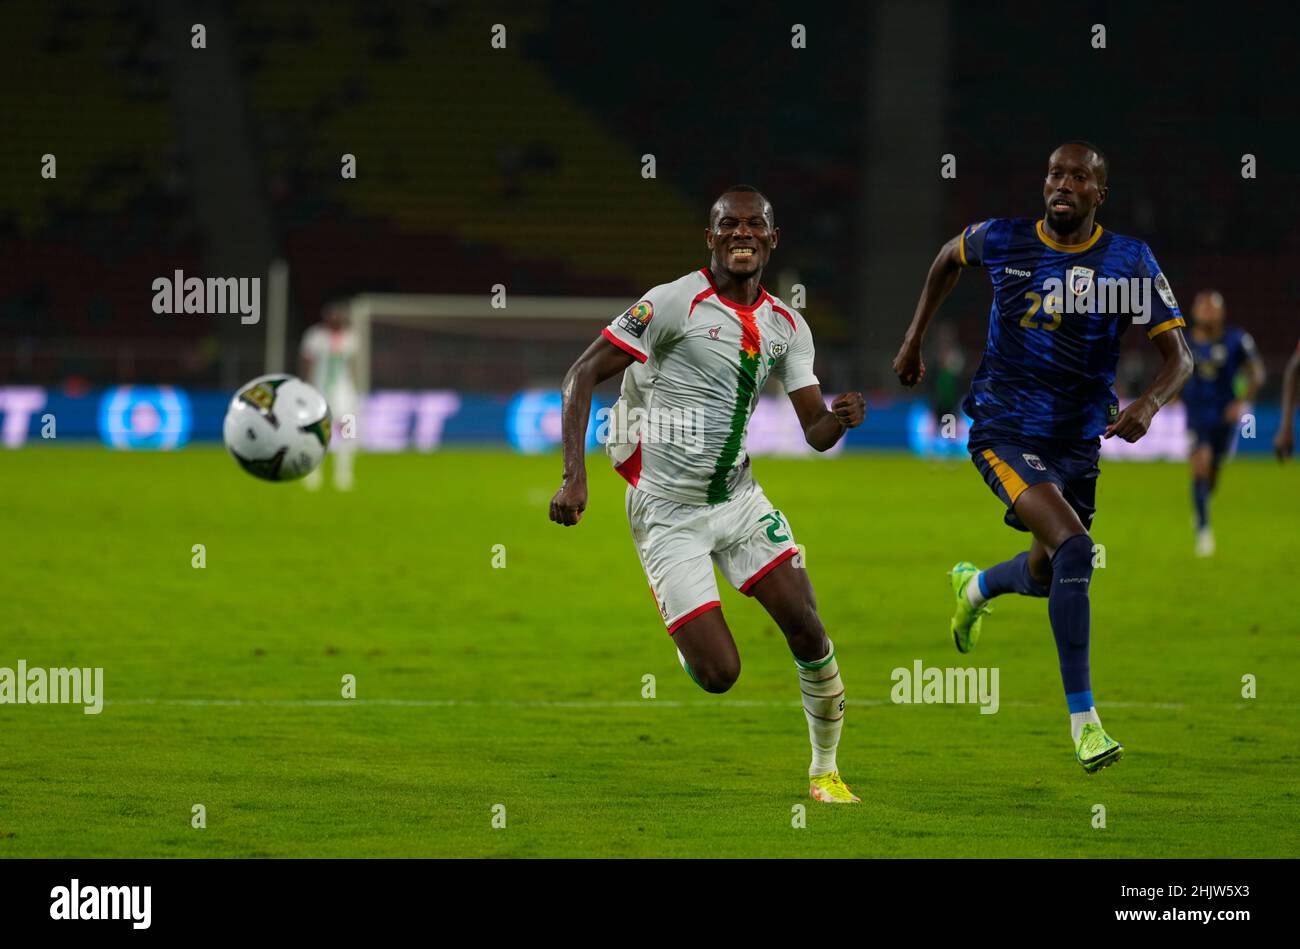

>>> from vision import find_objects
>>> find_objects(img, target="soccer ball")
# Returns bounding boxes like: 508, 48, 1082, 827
223, 374, 331, 481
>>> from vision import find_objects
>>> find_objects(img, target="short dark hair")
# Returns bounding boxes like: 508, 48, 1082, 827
1057, 140, 1108, 187
710, 184, 774, 226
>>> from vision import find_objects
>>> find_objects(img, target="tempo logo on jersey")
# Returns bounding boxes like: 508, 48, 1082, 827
617, 300, 654, 338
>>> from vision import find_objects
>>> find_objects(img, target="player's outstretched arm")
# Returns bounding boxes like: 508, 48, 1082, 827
548, 336, 635, 526
1226, 344, 1267, 425
789, 385, 864, 452
1103, 326, 1193, 443
893, 234, 964, 387
1275, 345, 1300, 461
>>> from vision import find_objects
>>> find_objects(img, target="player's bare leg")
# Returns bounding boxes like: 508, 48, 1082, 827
749, 558, 829, 662
749, 560, 858, 803
671, 606, 740, 694
1012, 483, 1122, 771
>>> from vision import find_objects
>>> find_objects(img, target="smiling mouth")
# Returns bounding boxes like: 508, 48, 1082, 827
1050, 198, 1075, 212
730, 246, 756, 258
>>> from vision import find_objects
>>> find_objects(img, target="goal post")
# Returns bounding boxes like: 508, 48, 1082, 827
348, 293, 631, 396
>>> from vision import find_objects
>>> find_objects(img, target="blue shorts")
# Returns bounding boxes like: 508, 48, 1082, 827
1189, 422, 1237, 464
969, 435, 1101, 533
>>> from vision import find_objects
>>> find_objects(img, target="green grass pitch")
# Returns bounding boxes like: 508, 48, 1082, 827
2, 446, 1297, 857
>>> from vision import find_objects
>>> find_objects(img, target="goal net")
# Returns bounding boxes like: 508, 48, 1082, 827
348, 293, 628, 395
343, 292, 836, 456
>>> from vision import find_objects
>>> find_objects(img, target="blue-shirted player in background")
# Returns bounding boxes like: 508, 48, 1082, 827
1183, 291, 1265, 556
892, 141, 1193, 772
1275, 340, 1300, 461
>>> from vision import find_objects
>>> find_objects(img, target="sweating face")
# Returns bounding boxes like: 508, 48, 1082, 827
1191, 293, 1225, 333
1043, 144, 1107, 233
706, 192, 778, 281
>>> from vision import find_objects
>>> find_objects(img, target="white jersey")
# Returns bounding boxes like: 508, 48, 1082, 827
601, 268, 819, 506
299, 324, 358, 406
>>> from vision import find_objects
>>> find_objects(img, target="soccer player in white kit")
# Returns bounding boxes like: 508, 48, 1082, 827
300, 303, 359, 491
549, 186, 866, 803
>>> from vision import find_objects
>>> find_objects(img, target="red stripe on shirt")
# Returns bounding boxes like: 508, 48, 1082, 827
601, 327, 647, 363
770, 302, 797, 331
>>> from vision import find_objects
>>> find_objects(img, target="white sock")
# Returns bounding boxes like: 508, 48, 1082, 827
797, 639, 844, 776
1070, 707, 1101, 743
966, 573, 988, 607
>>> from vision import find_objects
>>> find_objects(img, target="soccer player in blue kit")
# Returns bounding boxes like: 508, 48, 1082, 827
1182, 290, 1265, 556
1275, 341, 1300, 461
892, 142, 1193, 772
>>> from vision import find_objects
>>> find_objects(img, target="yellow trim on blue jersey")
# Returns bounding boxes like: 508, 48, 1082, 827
1146, 316, 1186, 339
981, 449, 1029, 504
959, 229, 968, 266
1036, 220, 1103, 254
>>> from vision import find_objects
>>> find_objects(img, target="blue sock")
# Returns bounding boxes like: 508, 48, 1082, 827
1049, 533, 1093, 702
978, 551, 1049, 599
1066, 689, 1094, 714
1193, 479, 1210, 529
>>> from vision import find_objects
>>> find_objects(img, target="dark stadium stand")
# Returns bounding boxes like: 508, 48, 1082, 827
1, 0, 1295, 388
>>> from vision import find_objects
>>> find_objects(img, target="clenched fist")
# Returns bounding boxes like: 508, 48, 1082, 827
892, 341, 926, 387
549, 478, 587, 526
832, 391, 866, 428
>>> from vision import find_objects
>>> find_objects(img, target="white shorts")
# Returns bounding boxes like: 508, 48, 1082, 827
323, 384, 358, 419
625, 481, 800, 634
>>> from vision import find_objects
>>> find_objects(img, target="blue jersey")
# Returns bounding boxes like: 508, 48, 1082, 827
959, 217, 1185, 441
1183, 326, 1257, 428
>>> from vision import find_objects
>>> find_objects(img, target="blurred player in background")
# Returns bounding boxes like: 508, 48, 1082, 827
549, 186, 866, 803
1273, 341, 1300, 461
893, 142, 1193, 773
929, 322, 967, 457
300, 302, 359, 491
1182, 291, 1265, 556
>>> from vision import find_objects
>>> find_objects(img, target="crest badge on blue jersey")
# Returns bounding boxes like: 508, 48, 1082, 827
1069, 266, 1095, 296
1154, 272, 1178, 309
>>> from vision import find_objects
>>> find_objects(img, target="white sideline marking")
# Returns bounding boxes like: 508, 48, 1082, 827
106, 698, 874, 709
97, 697, 1260, 711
